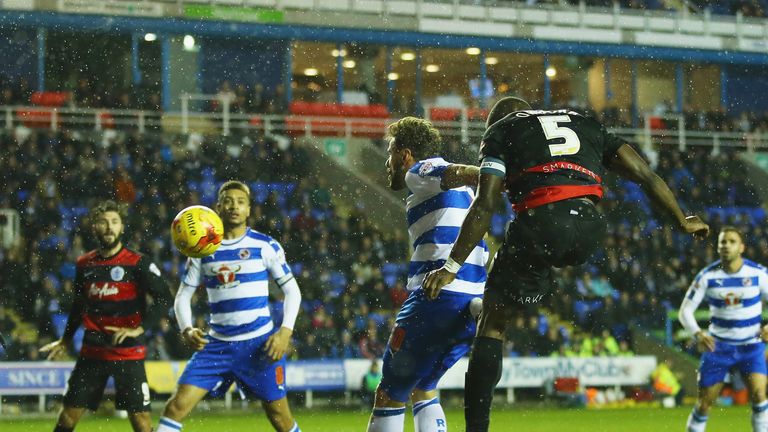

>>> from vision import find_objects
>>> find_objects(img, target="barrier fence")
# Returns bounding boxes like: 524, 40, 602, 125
0, 356, 656, 414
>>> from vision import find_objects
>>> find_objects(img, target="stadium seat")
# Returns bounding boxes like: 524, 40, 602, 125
30, 91, 71, 107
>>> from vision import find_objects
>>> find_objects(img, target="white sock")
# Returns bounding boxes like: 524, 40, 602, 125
413, 398, 447, 432
289, 422, 301, 432
157, 416, 183, 432
367, 407, 406, 432
686, 408, 708, 432
752, 401, 768, 432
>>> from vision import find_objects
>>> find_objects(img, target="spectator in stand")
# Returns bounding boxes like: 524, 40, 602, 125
360, 361, 382, 409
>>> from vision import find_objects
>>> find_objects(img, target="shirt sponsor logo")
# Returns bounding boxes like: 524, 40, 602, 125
88, 282, 119, 299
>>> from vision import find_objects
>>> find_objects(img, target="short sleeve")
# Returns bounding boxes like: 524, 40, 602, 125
601, 125, 628, 167
405, 161, 448, 197
760, 267, 768, 299
263, 239, 293, 281
181, 257, 203, 288
683, 271, 707, 305
478, 122, 508, 163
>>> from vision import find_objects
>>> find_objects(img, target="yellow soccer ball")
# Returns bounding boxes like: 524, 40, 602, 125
171, 205, 224, 258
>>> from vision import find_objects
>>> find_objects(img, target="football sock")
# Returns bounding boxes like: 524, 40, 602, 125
53, 427, 74, 432
752, 401, 768, 432
367, 407, 406, 432
156, 416, 183, 432
686, 407, 708, 432
465, 336, 503, 432
413, 397, 447, 432
288, 422, 301, 432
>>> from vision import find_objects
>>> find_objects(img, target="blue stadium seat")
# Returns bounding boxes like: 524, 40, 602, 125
329, 272, 347, 295
51, 313, 68, 338
290, 262, 304, 275
250, 182, 269, 204
59, 262, 76, 280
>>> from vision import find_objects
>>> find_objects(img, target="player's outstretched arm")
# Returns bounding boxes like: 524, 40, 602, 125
441, 164, 480, 190
423, 172, 503, 300
608, 144, 709, 238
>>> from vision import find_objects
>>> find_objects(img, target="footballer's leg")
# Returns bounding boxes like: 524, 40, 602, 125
262, 397, 300, 432
411, 389, 446, 432
747, 373, 768, 432
56, 358, 109, 432
687, 383, 723, 432
368, 387, 407, 432
741, 343, 768, 432
464, 294, 511, 432
156, 384, 208, 431
688, 347, 731, 432
114, 360, 153, 432
53, 407, 86, 432
127, 412, 152, 432
158, 338, 231, 431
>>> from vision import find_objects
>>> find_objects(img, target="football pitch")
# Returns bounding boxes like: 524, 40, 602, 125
0, 406, 752, 431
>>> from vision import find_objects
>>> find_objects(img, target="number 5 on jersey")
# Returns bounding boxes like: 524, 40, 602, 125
538, 115, 581, 157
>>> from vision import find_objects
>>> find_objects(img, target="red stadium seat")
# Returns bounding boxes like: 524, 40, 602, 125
648, 116, 667, 130
16, 109, 53, 128
99, 112, 115, 129
30, 91, 70, 107
429, 107, 460, 121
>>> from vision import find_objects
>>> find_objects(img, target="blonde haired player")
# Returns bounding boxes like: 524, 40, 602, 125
156, 181, 302, 432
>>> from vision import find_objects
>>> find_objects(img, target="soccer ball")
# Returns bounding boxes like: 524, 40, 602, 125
171, 205, 224, 258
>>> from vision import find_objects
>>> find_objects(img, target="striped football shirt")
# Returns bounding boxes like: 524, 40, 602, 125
685, 259, 768, 345
405, 157, 488, 295
181, 228, 293, 341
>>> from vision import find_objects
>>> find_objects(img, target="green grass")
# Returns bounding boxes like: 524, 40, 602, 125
0, 406, 754, 431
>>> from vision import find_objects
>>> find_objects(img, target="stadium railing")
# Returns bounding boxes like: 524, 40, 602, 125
2, 104, 766, 154
0, 356, 657, 414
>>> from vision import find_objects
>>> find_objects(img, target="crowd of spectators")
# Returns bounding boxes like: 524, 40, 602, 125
0, 116, 765, 363
0, 126, 412, 362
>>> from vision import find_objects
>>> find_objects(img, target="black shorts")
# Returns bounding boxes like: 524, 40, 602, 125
485, 198, 606, 309
63, 358, 150, 412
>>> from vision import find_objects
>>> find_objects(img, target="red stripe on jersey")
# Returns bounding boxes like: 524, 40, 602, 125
80, 344, 146, 361
522, 161, 602, 183
82, 313, 142, 331
84, 281, 139, 302
513, 184, 604, 213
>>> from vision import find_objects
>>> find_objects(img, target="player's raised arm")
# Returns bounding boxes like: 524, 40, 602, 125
608, 143, 709, 238
441, 164, 480, 190
423, 171, 504, 300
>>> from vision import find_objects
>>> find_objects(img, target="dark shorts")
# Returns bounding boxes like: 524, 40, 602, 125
63, 358, 150, 412
485, 198, 606, 308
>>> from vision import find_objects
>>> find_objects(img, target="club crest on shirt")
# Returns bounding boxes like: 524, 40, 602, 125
418, 162, 434, 178
110, 266, 125, 281
211, 264, 241, 287
239, 249, 251, 260
743, 277, 753, 287
723, 292, 744, 307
